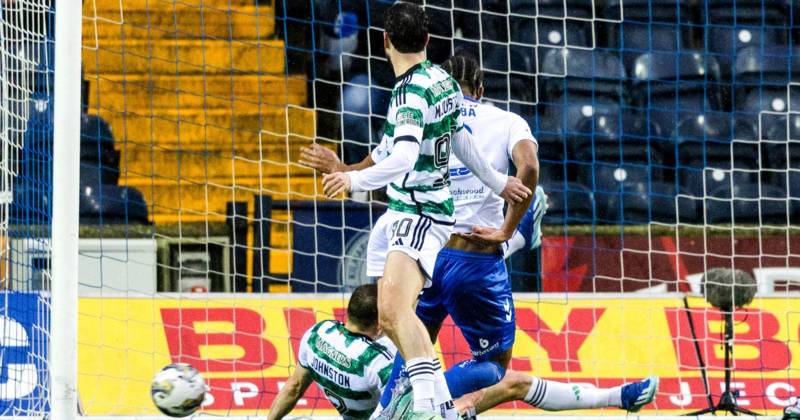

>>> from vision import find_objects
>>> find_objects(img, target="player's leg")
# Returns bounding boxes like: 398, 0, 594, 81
437, 248, 517, 397
455, 371, 660, 416
377, 270, 448, 415
379, 252, 439, 411
503, 185, 547, 256
377, 213, 454, 416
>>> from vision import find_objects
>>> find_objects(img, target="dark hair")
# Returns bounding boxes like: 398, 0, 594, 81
383, 2, 428, 53
441, 55, 483, 94
347, 284, 379, 330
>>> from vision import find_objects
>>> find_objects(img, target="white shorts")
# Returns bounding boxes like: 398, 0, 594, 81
366, 209, 453, 281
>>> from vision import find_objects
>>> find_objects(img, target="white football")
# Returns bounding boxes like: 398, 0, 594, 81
150, 363, 207, 417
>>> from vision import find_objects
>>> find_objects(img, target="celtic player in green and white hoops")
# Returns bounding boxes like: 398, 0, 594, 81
268, 284, 394, 420
319, 3, 530, 419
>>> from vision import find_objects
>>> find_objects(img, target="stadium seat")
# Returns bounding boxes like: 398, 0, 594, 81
80, 184, 150, 225
705, 182, 791, 224
632, 52, 724, 132
705, 0, 791, 25
539, 182, 595, 225
539, 47, 626, 100
672, 114, 759, 197
80, 114, 120, 186
705, 26, 787, 78
602, 179, 695, 224
601, 0, 694, 70
538, 102, 623, 142
735, 86, 800, 121
569, 112, 664, 177
734, 46, 800, 89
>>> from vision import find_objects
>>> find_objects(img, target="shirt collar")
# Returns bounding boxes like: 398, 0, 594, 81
395, 60, 429, 84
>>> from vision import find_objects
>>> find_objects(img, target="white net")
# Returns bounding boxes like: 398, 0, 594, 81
40, 0, 800, 418
0, 0, 51, 416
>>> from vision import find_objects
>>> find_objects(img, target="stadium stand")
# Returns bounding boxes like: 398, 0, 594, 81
81, 0, 317, 224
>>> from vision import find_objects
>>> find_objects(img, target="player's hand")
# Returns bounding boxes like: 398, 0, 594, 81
462, 225, 513, 246
322, 172, 351, 198
299, 143, 345, 174
500, 176, 531, 203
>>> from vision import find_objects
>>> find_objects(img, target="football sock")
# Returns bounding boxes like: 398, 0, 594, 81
444, 358, 505, 398
407, 357, 436, 412
525, 377, 622, 410
431, 358, 458, 420
378, 353, 406, 410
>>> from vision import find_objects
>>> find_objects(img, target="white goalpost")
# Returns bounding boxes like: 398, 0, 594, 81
51, 1, 82, 419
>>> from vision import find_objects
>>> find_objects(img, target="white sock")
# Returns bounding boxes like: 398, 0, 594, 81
524, 377, 622, 411
503, 231, 526, 258
407, 357, 436, 412
431, 359, 458, 420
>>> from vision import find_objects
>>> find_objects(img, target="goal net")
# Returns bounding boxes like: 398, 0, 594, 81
10, 0, 799, 417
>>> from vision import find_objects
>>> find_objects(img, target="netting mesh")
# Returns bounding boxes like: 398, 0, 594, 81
0, 0, 51, 416
4, 0, 795, 417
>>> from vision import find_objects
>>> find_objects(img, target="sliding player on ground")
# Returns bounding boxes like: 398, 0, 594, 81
376, 55, 659, 418
266, 285, 656, 419
316, 3, 531, 419
267, 284, 393, 420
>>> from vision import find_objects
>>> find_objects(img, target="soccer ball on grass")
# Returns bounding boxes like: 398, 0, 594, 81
150, 363, 207, 417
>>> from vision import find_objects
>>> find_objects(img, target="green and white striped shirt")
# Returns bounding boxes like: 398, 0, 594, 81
371, 60, 463, 223
297, 320, 394, 419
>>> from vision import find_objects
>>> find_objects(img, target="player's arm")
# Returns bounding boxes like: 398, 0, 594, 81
299, 143, 376, 174
470, 140, 539, 244
322, 97, 426, 197
451, 127, 531, 203
267, 364, 314, 420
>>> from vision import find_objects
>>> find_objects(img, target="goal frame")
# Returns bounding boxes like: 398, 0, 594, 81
51, 1, 82, 419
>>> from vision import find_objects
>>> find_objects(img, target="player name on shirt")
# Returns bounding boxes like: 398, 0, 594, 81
310, 356, 352, 388
372, 60, 463, 223
297, 320, 394, 419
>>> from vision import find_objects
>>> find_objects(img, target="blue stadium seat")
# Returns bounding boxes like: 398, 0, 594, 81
736, 86, 800, 117
80, 114, 120, 186
539, 182, 595, 225
734, 45, 800, 87
632, 52, 724, 132
539, 48, 626, 100
672, 114, 759, 197
705, 182, 791, 224
482, 47, 537, 105
80, 185, 149, 225
569, 112, 664, 176
601, 0, 694, 70
538, 102, 622, 141
706, 26, 787, 78
705, 0, 791, 25
601, 178, 695, 223
536, 18, 591, 50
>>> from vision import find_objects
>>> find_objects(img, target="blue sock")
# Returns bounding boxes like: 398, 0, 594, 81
444, 359, 506, 398
379, 353, 406, 408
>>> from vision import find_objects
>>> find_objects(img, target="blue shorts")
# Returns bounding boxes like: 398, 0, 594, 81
416, 248, 515, 361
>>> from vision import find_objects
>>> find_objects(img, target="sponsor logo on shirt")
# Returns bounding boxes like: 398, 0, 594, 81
451, 185, 485, 201
315, 336, 353, 369
449, 167, 471, 177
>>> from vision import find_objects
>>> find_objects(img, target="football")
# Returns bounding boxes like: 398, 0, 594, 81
150, 363, 207, 417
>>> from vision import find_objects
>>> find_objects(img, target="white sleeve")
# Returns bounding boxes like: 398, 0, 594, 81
506, 114, 536, 157
371, 136, 389, 164
451, 126, 508, 194
348, 140, 420, 192
296, 327, 314, 369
